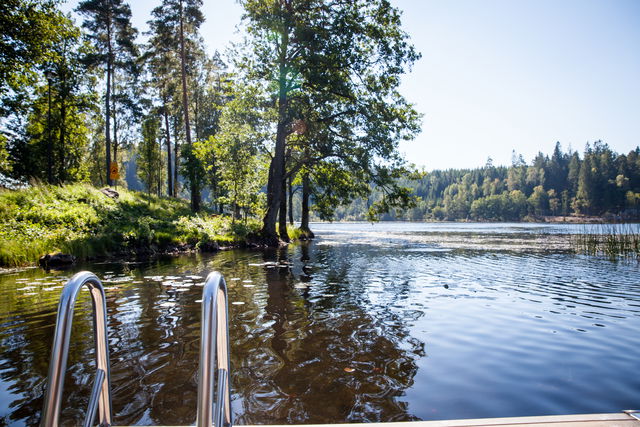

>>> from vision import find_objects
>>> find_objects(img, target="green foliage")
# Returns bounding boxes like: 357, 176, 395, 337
4, 15, 99, 184
137, 114, 163, 195
237, 0, 422, 238
195, 85, 269, 220
0, 184, 260, 266
0, 0, 68, 109
77, 0, 140, 185
333, 142, 640, 222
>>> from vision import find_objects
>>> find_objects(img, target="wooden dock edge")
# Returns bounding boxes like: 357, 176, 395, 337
241, 412, 640, 427
128, 411, 640, 427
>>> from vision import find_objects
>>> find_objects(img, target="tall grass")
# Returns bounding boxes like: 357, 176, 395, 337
573, 224, 640, 259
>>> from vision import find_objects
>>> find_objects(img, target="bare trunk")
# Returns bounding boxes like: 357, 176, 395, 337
173, 115, 179, 196
299, 172, 314, 237
163, 102, 173, 196
279, 174, 289, 241
105, 18, 113, 186
112, 70, 118, 179
194, 90, 199, 141
46, 79, 53, 183
179, 0, 200, 211
147, 130, 152, 196
288, 175, 294, 225
58, 86, 66, 183
261, 31, 289, 244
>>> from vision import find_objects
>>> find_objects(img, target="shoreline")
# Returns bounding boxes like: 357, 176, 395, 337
310, 216, 638, 224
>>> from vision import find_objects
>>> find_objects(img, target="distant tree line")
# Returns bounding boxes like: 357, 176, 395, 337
1, 0, 421, 243
331, 141, 640, 221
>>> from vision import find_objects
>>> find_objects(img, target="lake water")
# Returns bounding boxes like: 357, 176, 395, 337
0, 222, 639, 425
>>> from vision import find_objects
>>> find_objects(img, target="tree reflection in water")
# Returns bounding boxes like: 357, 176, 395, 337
230, 243, 423, 424
0, 244, 424, 425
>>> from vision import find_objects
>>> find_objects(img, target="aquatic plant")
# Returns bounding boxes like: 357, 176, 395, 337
572, 224, 640, 259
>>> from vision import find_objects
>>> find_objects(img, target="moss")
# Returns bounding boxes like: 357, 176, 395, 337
0, 183, 261, 266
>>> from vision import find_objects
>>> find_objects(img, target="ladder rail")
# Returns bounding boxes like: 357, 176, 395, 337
197, 271, 232, 427
41, 271, 113, 427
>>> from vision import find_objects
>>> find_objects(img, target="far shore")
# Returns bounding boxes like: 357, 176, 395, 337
313, 216, 639, 224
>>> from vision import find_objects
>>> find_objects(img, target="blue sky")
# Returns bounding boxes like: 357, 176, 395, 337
62, 0, 640, 170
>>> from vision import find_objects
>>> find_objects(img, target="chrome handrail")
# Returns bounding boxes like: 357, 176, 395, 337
196, 272, 232, 427
41, 271, 113, 427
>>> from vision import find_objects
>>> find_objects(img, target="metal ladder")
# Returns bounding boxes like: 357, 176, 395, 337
40, 271, 232, 427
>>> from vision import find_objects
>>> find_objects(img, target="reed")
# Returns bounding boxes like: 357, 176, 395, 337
573, 224, 640, 259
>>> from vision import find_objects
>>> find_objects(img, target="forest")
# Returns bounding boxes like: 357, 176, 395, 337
2, 0, 637, 249
334, 141, 640, 222
1, 0, 422, 245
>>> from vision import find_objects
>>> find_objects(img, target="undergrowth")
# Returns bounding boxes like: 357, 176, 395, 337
0, 184, 261, 267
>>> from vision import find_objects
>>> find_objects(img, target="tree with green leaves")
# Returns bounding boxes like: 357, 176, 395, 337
9, 16, 98, 183
76, 0, 138, 186
137, 113, 163, 196
238, 0, 421, 244
146, 5, 179, 196
147, 0, 205, 210
0, 0, 67, 113
1, 1, 72, 176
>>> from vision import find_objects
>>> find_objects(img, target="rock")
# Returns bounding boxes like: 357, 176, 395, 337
39, 252, 76, 269
100, 188, 119, 199
197, 241, 220, 252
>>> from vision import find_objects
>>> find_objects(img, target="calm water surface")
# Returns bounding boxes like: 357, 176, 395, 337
0, 222, 639, 425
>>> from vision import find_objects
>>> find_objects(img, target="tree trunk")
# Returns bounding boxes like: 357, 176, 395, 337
147, 130, 152, 196
46, 78, 53, 183
58, 86, 66, 183
112, 69, 118, 179
299, 172, 314, 238
194, 89, 199, 141
279, 174, 289, 242
112, 80, 118, 177
173, 115, 179, 196
105, 16, 113, 186
178, 0, 200, 211
288, 175, 294, 225
261, 31, 289, 244
163, 102, 173, 196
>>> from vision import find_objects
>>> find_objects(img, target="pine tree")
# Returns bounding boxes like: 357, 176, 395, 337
76, 0, 138, 186
147, 0, 204, 210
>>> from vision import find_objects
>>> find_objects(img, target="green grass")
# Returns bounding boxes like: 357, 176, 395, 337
0, 184, 261, 267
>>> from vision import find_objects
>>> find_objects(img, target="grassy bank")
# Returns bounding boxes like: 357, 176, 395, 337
0, 184, 261, 267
